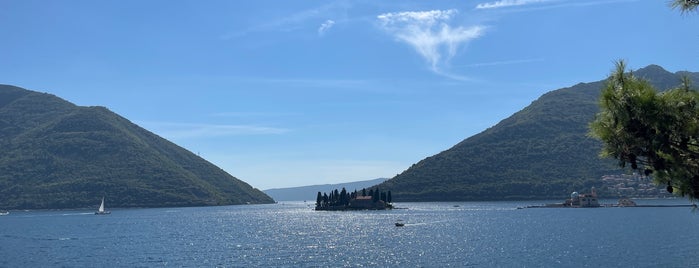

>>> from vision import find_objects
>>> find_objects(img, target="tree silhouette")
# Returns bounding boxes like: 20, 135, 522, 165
671, 0, 699, 13
590, 61, 699, 199
314, 187, 393, 210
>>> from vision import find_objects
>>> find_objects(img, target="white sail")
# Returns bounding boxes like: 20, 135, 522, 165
95, 197, 110, 215
98, 197, 105, 213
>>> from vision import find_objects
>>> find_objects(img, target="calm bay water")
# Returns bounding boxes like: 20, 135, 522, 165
1, 199, 698, 267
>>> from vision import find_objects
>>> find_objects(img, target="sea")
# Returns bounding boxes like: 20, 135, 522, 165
1, 199, 698, 267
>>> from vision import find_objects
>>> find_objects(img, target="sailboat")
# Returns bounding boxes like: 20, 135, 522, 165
95, 197, 111, 215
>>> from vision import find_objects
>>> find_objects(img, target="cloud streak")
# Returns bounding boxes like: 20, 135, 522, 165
221, 1, 350, 40
461, 58, 544, 67
211, 112, 302, 118
475, 0, 637, 12
475, 0, 551, 9
140, 121, 290, 140
318, 19, 336, 35
377, 9, 485, 79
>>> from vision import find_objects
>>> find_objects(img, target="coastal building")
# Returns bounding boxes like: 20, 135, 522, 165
565, 187, 600, 207
600, 173, 671, 198
348, 196, 387, 210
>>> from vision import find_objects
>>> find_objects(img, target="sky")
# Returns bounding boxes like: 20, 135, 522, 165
2, 0, 699, 190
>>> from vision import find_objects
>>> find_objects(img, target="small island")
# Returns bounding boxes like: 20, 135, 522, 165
315, 187, 393, 211
521, 187, 697, 209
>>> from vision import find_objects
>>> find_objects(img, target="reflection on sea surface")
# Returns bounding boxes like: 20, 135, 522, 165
0, 199, 697, 267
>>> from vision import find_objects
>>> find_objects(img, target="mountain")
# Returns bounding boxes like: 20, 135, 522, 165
263, 178, 387, 201
0, 85, 274, 209
377, 65, 699, 201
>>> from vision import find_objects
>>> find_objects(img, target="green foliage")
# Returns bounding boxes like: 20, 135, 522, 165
315, 187, 391, 210
670, 0, 699, 13
315, 187, 352, 209
590, 61, 699, 199
0, 85, 273, 209
377, 65, 699, 201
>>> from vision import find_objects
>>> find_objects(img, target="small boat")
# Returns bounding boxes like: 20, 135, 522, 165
95, 197, 111, 215
0, 211, 9, 216
395, 222, 405, 227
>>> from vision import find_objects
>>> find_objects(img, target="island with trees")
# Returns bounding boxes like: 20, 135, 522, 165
315, 187, 393, 211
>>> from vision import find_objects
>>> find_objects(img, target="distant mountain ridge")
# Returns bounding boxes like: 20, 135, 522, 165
377, 65, 699, 201
0, 84, 273, 209
264, 178, 387, 201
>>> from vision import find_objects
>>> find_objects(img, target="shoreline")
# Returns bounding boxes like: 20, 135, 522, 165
520, 204, 697, 209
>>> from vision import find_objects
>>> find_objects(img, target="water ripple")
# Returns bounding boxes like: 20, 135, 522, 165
0, 201, 697, 267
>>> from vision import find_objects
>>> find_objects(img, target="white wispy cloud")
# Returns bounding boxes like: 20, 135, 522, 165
210, 112, 302, 118
225, 76, 380, 92
318, 19, 336, 35
475, 0, 551, 9
475, 0, 637, 12
140, 121, 290, 140
462, 58, 544, 67
377, 9, 485, 79
221, 1, 350, 40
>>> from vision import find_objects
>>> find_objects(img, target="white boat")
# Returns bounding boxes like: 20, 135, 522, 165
95, 197, 111, 215
0, 211, 8, 216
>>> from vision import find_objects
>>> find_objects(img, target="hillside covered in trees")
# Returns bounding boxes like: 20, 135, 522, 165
0, 85, 273, 209
377, 65, 699, 201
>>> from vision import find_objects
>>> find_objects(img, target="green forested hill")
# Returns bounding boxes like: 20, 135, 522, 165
0, 85, 273, 209
378, 65, 699, 201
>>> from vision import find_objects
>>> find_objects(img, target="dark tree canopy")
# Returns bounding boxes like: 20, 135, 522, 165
314, 187, 392, 210
590, 61, 699, 199
671, 0, 699, 13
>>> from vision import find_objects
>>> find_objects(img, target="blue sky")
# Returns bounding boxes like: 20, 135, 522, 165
2, 0, 698, 190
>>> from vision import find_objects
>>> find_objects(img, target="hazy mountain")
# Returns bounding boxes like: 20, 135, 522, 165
264, 178, 387, 201
0, 84, 273, 209
377, 65, 699, 201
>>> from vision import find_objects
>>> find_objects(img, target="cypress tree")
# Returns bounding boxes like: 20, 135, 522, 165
340, 188, 348, 206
